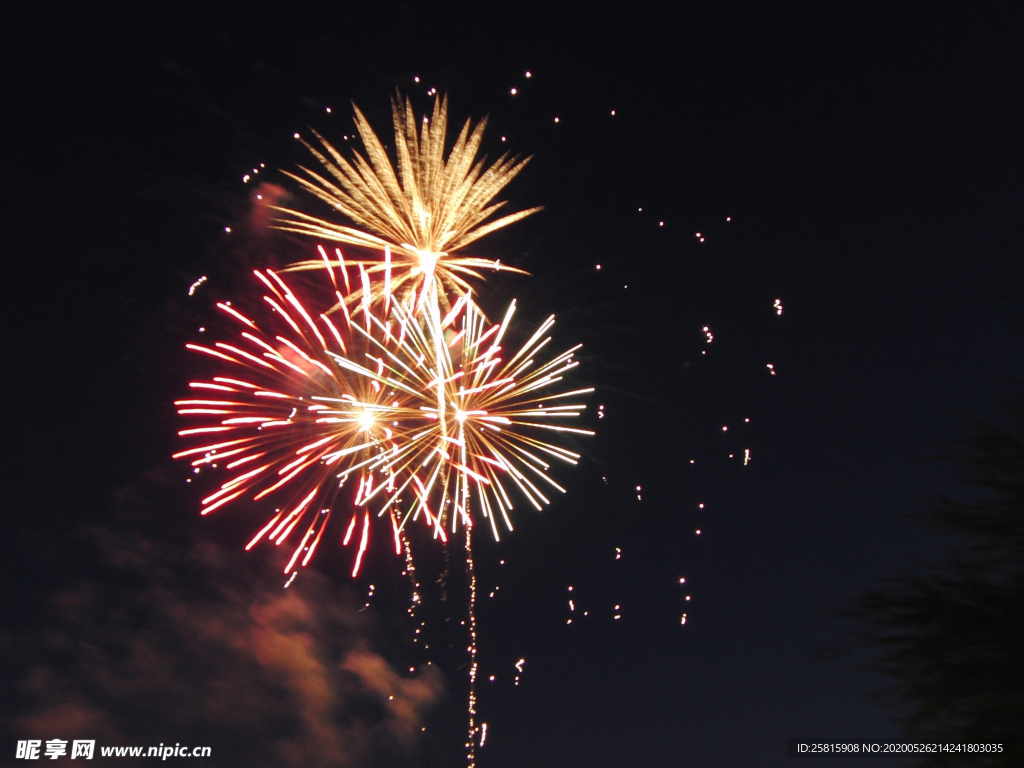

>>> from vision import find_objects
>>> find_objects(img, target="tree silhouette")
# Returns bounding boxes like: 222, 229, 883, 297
847, 394, 1024, 765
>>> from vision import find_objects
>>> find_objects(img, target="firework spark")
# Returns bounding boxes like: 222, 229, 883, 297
275, 95, 541, 313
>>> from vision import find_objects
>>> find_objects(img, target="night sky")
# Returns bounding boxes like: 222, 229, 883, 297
4, 4, 1024, 767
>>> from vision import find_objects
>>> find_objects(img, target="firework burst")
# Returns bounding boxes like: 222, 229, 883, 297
275, 95, 541, 313
340, 291, 595, 543
176, 258, 591, 576
180, 95, 588, 768
174, 266, 426, 576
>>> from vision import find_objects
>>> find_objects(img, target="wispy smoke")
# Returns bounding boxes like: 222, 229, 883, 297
6, 470, 444, 767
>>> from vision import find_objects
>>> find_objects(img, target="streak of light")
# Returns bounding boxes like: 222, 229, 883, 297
514, 658, 525, 686
188, 276, 208, 296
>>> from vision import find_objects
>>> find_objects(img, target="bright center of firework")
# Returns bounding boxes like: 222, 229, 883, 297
357, 412, 375, 431
415, 249, 439, 277
455, 409, 467, 424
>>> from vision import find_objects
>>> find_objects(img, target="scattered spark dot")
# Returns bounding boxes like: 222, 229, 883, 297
325, 107, 332, 113
744, 448, 751, 465
679, 577, 686, 584
187, 276, 208, 296
553, 117, 560, 123
744, 417, 750, 423
293, 133, 300, 139
685, 595, 691, 601
525, 71, 532, 78
510, 87, 517, 95
703, 326, 714, 343
696, 529, 702, 535
698, 503, 704, 509
615, 547, 622, 560
224, 227, 232, 233
414, 76, 420, 83
596, 264, 601, 270
610, 109, 616, 115
681, 614, 688, 624
489, 675, 495, 682
722, 425, 728, 431
501, 136, 506, 142
638, 207, 643, 212
767, 363, 776, 375
774, 298, 784, 315
690, 459, 695, 464
659, 221, 664, 227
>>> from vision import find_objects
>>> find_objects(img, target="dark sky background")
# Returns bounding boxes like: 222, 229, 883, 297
3, 3, 1023, 767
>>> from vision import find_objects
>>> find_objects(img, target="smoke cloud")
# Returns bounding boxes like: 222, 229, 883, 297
5, 470, 444, 767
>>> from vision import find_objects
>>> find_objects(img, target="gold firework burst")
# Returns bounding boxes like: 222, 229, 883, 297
275, 94, 541, 312
329, 292, 594, 543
